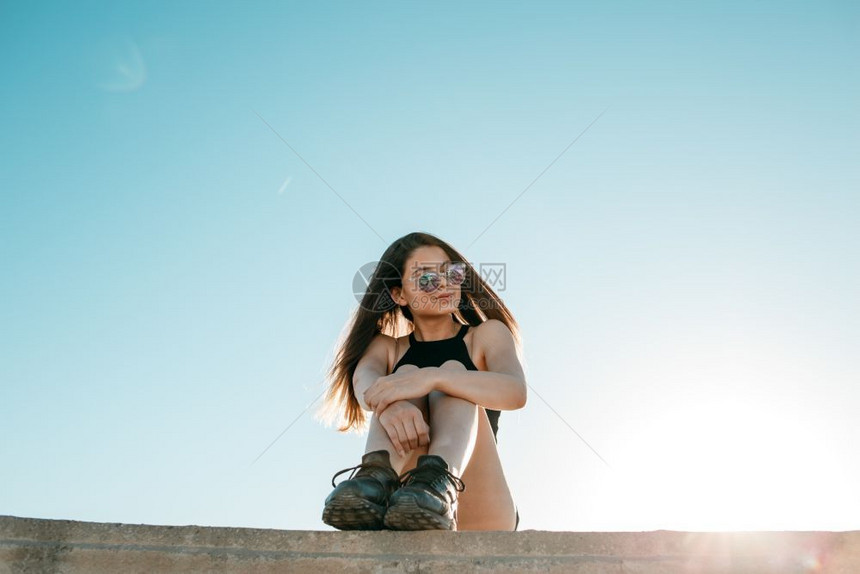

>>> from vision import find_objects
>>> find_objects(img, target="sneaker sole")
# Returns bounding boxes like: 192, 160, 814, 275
322, 491, 386, 530
383, 496, 456, 531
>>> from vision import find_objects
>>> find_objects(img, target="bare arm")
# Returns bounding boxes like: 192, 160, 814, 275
353, 334, 430, 456
352, 334, 392, 411
362, 320, 528, 413
433, 319, 527, 410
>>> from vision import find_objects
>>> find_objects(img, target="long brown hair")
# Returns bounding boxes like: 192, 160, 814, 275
315, 231, 522, 433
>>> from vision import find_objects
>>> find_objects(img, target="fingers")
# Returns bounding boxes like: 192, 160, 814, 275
383, 420, 408, 457
378, 402, 430, 457
363, 380, 385, 409
403, 418, 420, 451
365, 387, 390, 413
413, 416, 431, 448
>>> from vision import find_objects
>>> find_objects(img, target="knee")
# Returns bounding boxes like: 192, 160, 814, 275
394, 364, 420, 374
439, 359, 468, 371
429, 389, 478, 409
429, 362, 471, 403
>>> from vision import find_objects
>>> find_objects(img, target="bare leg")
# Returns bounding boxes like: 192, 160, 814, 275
427, 360, 479, 477
381, 359, 482, 531
363, 364, 429, 474
424, 359, 516, 531
354, 360, 514, 531
323, 366, 427, 531
455, 405, 517, 531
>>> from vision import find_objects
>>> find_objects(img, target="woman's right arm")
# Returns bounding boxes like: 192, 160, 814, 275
352, 334, 430, 456
352, 334, 392, 411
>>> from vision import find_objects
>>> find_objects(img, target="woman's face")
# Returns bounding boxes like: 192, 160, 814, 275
394, 245, 461, 316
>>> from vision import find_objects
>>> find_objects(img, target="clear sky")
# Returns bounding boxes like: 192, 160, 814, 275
2, 1, 858, 532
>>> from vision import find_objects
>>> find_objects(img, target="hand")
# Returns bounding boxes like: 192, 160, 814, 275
364, 368, 437, 414
377, 401, 431, 457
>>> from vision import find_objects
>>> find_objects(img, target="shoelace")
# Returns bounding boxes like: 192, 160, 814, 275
398, 464, 466, 493
330, 463, 392, 488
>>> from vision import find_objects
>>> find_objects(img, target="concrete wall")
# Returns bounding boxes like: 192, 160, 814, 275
2, 515, 859, 573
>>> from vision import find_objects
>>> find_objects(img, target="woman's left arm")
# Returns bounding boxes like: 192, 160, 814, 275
434, 319, 527, 411
363, 319, 527, 413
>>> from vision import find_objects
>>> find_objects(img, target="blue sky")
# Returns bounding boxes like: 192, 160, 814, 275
1, 1, 858, 532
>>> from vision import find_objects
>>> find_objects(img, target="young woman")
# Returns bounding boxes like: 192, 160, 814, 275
318, 231, 527, 531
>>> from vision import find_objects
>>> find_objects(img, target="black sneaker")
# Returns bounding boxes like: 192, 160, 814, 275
322, 450, 400, 530
383, 454, 466, 531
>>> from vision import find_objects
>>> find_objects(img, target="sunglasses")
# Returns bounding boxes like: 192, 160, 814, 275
413, 262, 467, 293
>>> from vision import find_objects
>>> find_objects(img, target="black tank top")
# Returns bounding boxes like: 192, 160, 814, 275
392, 319, 502, 443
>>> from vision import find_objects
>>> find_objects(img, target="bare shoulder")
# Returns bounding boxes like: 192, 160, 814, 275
364, 333, 398, 375
472, 319, 514, 359
474, 318, 513, 343
359, 333, 394, 361
370, 332, 396, 346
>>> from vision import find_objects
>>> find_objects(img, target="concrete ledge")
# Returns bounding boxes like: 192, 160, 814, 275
2, 515, 859, 573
